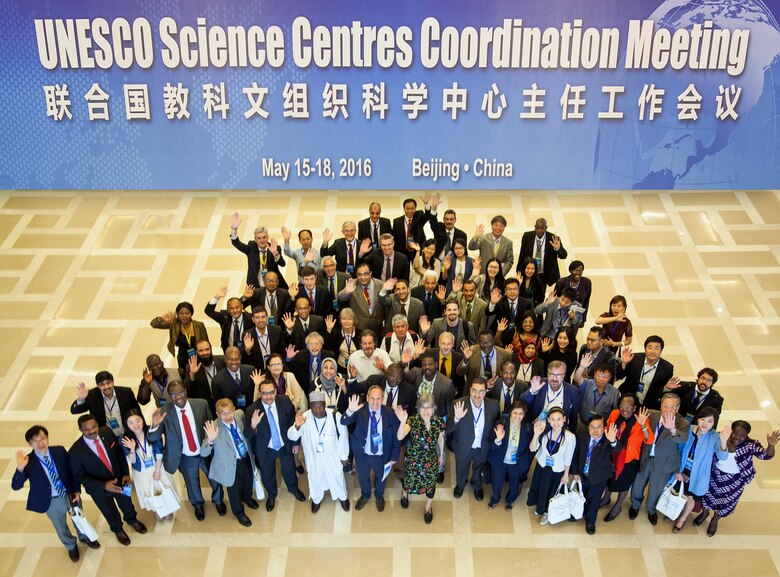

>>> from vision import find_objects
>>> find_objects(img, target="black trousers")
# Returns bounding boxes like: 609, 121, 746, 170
226, 456, 254, 516
582, 476, 608, 525
259, 447, 298, 498
90, 488, 137, 533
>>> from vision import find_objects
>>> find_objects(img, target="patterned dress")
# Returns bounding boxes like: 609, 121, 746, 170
402, 414, 445, 495
702, 438, 773, 517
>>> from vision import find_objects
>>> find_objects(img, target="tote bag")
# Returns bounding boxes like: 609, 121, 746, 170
656, 480, 687, 521
568, 479, 586, 520
547, 483, 571, 525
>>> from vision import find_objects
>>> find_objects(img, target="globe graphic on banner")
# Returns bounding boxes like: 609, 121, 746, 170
594, 0, 780, 189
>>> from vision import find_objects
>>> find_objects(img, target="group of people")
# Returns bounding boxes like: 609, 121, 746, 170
12, 196, 777, 562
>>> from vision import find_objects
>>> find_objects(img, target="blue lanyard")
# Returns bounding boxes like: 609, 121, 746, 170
592, 387, 606, 407
547, 429, 564, 453
344, 333, 353, 353
546, 386, 563, 405
154, 375, 169, 395
586, 438, 599, 461
472, 407, 483, 425
641, 364, 657, 380
314, 416, 327, 437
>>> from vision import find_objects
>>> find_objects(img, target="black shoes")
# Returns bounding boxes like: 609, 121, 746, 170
194, 505, 205, 521
648, 512, 658, 526
296, 465, 305, 474
474, 489, 484, 502
129, 520, 147, 534
400, 494, 409, 509
355, 496, 368, 510
293, 489, 306, 502
215, 502, 227, 516
68, 546, 80, 562
236, 513, 252, 527
266, 496, 276, 512
341, 499, 351, 511
604, 511, 619, 523
586, 524, 596, 535
628, 507, 639, 520
79, 537, 100, 549
437, 472, 445, 484
115, 530, 131, 546
376, 496, 385, 512
245, 498, 260, 510
312, 501, 321, 513
424, 509, 433, 524
453, 485, 464, 499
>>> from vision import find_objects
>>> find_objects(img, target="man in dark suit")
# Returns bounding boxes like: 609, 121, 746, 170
241, 271, 293, 327
663, 367, 724, 422
488, 360, 529, 418
392, 195, 438, 260
68, 415, 147, 545
453, 279, 489, 335
430, 208, 467, 261
377, 278, 423, 334
617, 335, 674, 410
230, 213, 288, 289
341, 385, 402, 511
282, 296, 327, 351
210, 346, 256, 410
570, 415, 620, 534
521, 361, 580, 432
348, 363, 417, 411
359, 233, 410, 283
205, 286, 253, 353
321, 220, 361, 276
410, 271, 446, 320
317, 256, 350, 316
148, 381, 225, 521
575, 326, 619, 383
295, 266, 332, 317
287, 332, 335, 397
241, 307, 284, 372
244, 380, 306, 511
183, 340, 223, 408
70, 371, 140, 437
358, 201, 393, 250
447, 379, 500, 500
13, 425, 100, 561
518, 218, 568, 286
486, 277, 533, 337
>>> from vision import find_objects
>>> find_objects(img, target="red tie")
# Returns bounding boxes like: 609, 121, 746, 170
309, 290, 315, 307
347, 242, 354, 265
180, 409, 198, 452
363, 286, 371, 308
94, 439, 113, 473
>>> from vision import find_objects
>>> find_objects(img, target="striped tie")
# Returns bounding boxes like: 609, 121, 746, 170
43, 454, 68, 499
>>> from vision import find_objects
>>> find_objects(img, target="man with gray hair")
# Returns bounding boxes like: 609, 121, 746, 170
380, 313, 420, 364
321, 220, 364, 277
230, 212, 288, 289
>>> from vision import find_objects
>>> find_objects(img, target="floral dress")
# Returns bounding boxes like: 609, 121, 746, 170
402, 414, 445, 494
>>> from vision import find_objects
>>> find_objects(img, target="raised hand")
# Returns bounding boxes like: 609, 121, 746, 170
418, 315, 431, 335
429, 192, 442, 210
394, 405, 408, 422
486, 374, 498, 391
204, 420, 218, 443
494, 423, 506, 442
287, 282, 299, 300
294, 410, 307, 429
281, 313, 295, 331
250, 369, 265, 386
347, 394, 364, 413
529, 375, 544, 393
473, 256, 482, 274
545, 289, 557, 305
453, 400, 467, 421
414, 338, 426, 357
142, 366, 153, 384
359, 237, 372, 255
121, 437, 137, 452
347, 363, 358, 379
15, 450, 29, 471
661, 411, 677, 430
435, 285, 447, 301
496, 318, 509, 333
243, 284, 255, 298
303, 248, 316, 263
615, 310, 626, 322
580, 352, 594, 369
637, 406, 650, 427
324, 314, 336, 333
549, 234, 561, 251
372, 356, 386, 372
269, 237, 279, 255
215, 286, 228, 300
768, 430, 780, 446
533, 419, 547, 436
541, 337, 553, 353
243, 332, 254, 352
152, 409, 164, 427
231, 212, 241, 229
621, 346, 634, 365
382, 278, 397, 292
490, 287, 503, 305
452, 275, 463, 294
344, 278, 357, 294
286, 344, 299, 359
605, 422, 618, 443
281, 226, 292, 242
250, 409, 264, 429
474, 224, 484, 238
720, 425, 732, 447
665, 376, 681, 390
400, 349, 413, 365
335, 374, 347, 392
461, 340, 473, 360
408, 241, 421, 252
442, 255, 452, 271
420, 191, 432, 205
322, 228, 332, 244
76, 381, 89, 401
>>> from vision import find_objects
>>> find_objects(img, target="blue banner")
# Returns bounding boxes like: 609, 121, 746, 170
1, 0, 779, 189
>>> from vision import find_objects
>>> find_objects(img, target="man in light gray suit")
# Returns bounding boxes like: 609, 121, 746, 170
424, 300, 476, 350
148, 381, 225, 521
457, 331, 514, 385
627, 392, 690, 525
467, 215, 514, 276
200, 398, 258, 527
337, 262, 386, 335
377, 278, 424, 334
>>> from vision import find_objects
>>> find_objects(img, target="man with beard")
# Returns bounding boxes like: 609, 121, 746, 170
183, 340, 224, 408
136, 354, 179, 408
205, 286, 253, 353
424, 300, 475, 350
662, 367, 724, 422
377, 278, 423, 334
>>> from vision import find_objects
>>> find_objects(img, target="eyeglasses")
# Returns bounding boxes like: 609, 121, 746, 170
618, 404, 635, 409
470, 389, 486, 395
268, 363, 283, 368
548, 373, 565, 378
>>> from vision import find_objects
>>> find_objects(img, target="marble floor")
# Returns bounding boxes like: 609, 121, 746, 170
0, 189, 779, 577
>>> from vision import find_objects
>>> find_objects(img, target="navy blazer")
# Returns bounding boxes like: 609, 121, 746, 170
244, 395, 299, 463
69, 386, 141, 428
204, 302, 253, 353
617, 354, 674, 410
358, 216, 393, 247
487, 418, 534, 475
341, 405, 402, 462
570, 430, 619, 485
521, 382, 580, 433
231, 236, 288, 289
12, 446, 79, 513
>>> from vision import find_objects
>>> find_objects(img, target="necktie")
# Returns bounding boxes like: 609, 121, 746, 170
269, 293, 277, 317
440, 355, 448, 376
42, 454, 67, 498
370, 411, 379, 454
94, 439, 113, 473
401, 302, 407, 316
302, 320, 309, 334
509, 300, 516, 316
503, 389, 512, 412
348, 242, 354, 266
420, 380, 433, 396
308, 290, 315, 308
229, 424, 248, 457
363, 286, 371, 308
483, 354, 492, 379
328, 278, 335, 300
384, 257, 391, 281
445, 231, 452, 254
425, 293, 432, 315
406, 219, 412, 238
466, 302, 473, 321
260, 250, 267, 270
373, 223, 378, 247
311, 356, 320, 381
386, 389, 395, 407
585, 438, 597, 474
266, 407, 283, 451
232, 319, 240, 347
180, 409, 198, 452
493, 238, 499, 255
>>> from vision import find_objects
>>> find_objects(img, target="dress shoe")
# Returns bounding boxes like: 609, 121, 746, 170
586, 524, 596, 535
672, 523, 683, 534
453, 485, 464, 499
245, 498, 260, 510
68, 546, 80, 562
648, 512, 658, 526
236, 514, 252, 527
266, 496, 276, 512
296, 464, 305, 474
488, 502, 498, 510
628, 507, 639, 520
604, 511, 619, 523
79, 537, 101, 549
400, 494, 409, 509
376, 496, 385, 512
424, 509, 433, 524
115, 530, 131, 546
539, 514, 549, 526
340, 499, 351, 511
505, 502, 514, 511
215, 502, 227, 516
693, 511, 709, 527
474, 488, 484, 501
194, 505, 205, 521
707, 521, 718, 537
293, 489, 306, 502
599, 497, 612, 509
355, 496, 368, 510
311, 501, 321, 513
129, 520, 147, 534
437, 472, 445, 484
342, 463, 353, 473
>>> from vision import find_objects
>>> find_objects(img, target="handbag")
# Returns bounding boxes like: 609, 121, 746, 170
656, 479, 687, 521
547, 483, 571, 525
69, 505, 99, 542
568, 479, 586, 520
149, 479, 181, 518
251, 462, 266, 500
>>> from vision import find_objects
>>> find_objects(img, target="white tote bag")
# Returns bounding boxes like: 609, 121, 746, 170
547, 483, 571, 525
568, 479, 586, 520
149, 479, 181, 517
251, 462, 266, 501
69, 506, 99, 542
656, 480, 687, 521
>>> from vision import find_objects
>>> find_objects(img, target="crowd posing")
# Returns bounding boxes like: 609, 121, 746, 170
12, 195, 778, 562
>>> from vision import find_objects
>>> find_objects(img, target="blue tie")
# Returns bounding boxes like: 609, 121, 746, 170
42, 454, 67, 499
229, 424, 248, 457
369, 411, 379, 454
266, 407, 283, 451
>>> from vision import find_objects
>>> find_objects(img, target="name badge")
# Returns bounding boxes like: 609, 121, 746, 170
534, 257, 541, 268
510, 452, 517, 464
187, 347, 196, 358
684, 413, 695, 423
160, 398, 167, 407
237, 395, 246, 408
588, 410, 598, 419
346, 264, 354, 274
316, 441, 325, 453
261, 269, 267, 277
143, 457, 155, 468
268, 317, 276, 325
584, 462, 590, 475
107, 417, 120, 429
371, 433, 382, 446
539, 410, 548, 421
545, 456, 555, 467
685, 456, 694, 470
121, 484, 133, 497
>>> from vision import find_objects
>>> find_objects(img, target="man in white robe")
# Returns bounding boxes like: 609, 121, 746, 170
287, 392, 350, 512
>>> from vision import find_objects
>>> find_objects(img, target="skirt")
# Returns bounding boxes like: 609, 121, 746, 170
609, 459, 640, 492
526, 462, 564, 515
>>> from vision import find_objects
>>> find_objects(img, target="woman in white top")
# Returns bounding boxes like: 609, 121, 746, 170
409, 239, 441, 288
526, 406, 576, 525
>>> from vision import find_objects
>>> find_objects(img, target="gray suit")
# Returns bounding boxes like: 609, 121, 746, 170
468, 233, 514, 276
535, 298, 584, 339
338, 278, 386, 335
446, 396, 500, 491
630, 410, 690, 515
424, 318, 476, 350
378, 292, 424, 334
457, 345, 514, 385
454, 293, 488, 335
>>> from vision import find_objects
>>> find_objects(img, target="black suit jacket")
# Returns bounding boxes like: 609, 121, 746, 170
362, 250, 410, 283
287, 349, 336, 398
68, 427, 129, 495
211, 364, 256, 408
411, 285, 445, 320
392, 210, 431, 257
285, 315, 326, 351
518, 230, 568, 286
446, 397, 500, 460
617, 355, 674, 410
241, 325, 285, 371
70, 386, 140, 427
12, 446, 79, 513
204, 302, 253, 352
358, 217, 392, 248
242, 287, 293, 322
183, 355, 225, 407
424, 348, 466, 397
231, 236, 288, 289
320, 238, 360, 275
245, 395, 298, 462
347, 374, 417, 413
570, 431, 618, 485
488, 296, 533, 337
297, 285, 332, 317
488, 379, 530, 417
675, 382, 725, 418
430, 216, 467, 258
